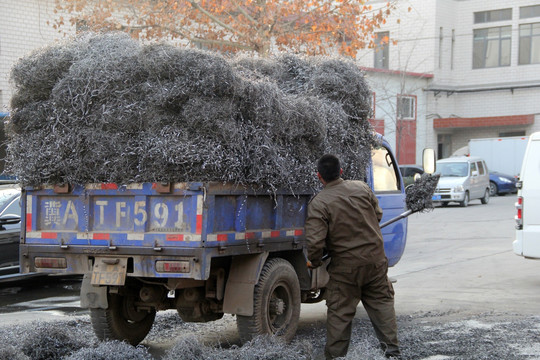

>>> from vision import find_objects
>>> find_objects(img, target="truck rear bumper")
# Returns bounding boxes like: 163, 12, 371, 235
514, 227, 540, 259
20, 244, 209, 280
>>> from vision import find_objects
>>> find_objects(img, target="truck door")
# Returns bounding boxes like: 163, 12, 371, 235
370, 145, 407, 266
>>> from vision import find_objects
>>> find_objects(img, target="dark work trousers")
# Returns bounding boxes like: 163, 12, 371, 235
324, 259, 400, 359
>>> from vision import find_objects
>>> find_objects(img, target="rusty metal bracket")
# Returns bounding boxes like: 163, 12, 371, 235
54, 184, 71, 193
155, 182, 172, 193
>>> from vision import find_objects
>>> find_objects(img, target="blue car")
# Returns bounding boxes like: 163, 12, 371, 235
489, 171, 517, 196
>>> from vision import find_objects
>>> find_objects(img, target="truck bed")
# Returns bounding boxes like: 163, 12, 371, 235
21, 182, 312, 279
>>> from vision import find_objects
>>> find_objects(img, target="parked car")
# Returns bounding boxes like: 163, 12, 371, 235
489, 171, 517, 196
432, 156, 490, 207
398, 165, 425, 187
0, 183, 21, 276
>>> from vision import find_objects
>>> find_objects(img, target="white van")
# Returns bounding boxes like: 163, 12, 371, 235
513, 132, 540, 259
432, 156, 490, 207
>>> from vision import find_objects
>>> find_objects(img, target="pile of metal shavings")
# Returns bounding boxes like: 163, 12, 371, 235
65, 341, 153, 360
405, 173, 441, 213
0, 312, 540, 359
6, 32, 377, 191
0, 345, 28, 360
19, 321, 92, 360
161, 335, 314, 360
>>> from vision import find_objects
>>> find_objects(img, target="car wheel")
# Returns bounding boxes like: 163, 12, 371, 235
460, 192, 469, 207
481, 189, 490, 204
489, 181, 498, 197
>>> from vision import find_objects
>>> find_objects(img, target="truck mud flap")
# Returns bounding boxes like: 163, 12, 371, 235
222, 252, 268, 316
80, 273, 108, 309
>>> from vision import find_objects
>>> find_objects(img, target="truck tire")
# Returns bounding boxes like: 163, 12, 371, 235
237, 258, 301, 343
90, 292, 156, 346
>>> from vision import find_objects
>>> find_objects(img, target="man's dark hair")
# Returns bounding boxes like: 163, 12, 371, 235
317, 154, 341, 182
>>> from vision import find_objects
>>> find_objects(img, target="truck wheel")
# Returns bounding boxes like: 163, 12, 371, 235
489, 182, 498, 197
481, 189, 490, 204
460, 192, 469, 207
90, 292, 156, 346
237, 258, 301, 343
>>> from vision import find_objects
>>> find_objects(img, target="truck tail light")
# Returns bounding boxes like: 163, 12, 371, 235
35, 257, 67, 269
515, 196, 523, 230
156, 260, 190, 273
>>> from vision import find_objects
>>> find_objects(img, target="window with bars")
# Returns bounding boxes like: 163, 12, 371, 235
397, 96, 416, 120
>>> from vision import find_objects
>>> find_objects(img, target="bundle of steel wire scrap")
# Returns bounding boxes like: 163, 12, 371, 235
6, 32, 378, 192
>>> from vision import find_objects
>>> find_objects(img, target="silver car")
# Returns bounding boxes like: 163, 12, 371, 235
432, 156, 490, 207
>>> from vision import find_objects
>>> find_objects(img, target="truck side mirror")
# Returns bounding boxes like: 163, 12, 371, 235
422, 148, 436, 174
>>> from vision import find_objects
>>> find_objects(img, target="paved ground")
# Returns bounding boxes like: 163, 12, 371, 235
1, 194, 539, 359
391, 194, 540, 316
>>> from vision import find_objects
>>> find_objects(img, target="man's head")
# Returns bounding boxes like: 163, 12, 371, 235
317, 154, 342, 184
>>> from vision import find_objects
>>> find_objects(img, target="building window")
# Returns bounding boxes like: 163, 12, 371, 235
473, 26, 511, 68
374, 32, 389, 69
474, 8, 512, 24
520, 5, 540, 19
519, 23, 540, 65
397, 95, 416, 120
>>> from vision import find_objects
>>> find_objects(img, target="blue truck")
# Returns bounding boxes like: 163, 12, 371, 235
19, 137, 430, 345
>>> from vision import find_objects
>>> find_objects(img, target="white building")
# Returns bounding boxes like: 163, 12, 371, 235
0, 1, 72, 173
357, 0, 540, 163
0, 1, 69, 115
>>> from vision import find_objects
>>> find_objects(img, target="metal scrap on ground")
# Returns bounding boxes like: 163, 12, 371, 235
6, 32, 377, 191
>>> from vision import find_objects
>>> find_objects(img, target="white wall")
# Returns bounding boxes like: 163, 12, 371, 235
356, 0, 438, 74
436, 0, 540, 88
0, 0, 72, 111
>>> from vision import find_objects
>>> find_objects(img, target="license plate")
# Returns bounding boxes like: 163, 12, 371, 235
91, 257, 127, 286
432, 195, 442, 201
